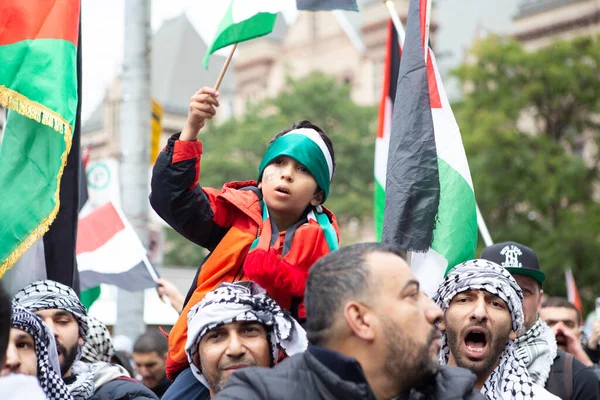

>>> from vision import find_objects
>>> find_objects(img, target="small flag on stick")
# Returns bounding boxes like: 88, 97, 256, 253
76, 201, 158, 293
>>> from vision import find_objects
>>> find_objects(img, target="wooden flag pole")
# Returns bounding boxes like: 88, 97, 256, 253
384, 0, 405, 47
214, 43, 238, 91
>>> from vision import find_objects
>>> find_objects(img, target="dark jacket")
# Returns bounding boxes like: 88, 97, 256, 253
584, 344, 600, 365
151, 376, 173, 399
546, 349, 600, 400
213, 345, 482, 400
89, 376, 159, 400
402, 365, 484, 400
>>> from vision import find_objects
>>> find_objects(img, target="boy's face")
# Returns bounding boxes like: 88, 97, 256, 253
259, 156, 323, 222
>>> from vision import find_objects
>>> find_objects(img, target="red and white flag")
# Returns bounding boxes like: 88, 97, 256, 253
76, 201, 158, 292
565, 268, 583, 315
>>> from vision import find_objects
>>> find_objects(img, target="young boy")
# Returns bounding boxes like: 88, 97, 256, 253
150, 87, 339, 381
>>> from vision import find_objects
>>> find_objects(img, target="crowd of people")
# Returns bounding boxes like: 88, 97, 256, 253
1, 88, 599, 399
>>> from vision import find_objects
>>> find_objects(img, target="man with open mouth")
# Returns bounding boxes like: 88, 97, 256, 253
434, 259, 559, 399
482, 242, 600, 399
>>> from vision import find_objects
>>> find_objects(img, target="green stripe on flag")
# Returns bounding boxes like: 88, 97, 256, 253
0, 39, 77, 276
0, 39, 78, 119
0, 113, 68, 269
374, 180, 385, 241
203, 3, 277, 68
80, 286, 101, 310
431, 157, 478, 274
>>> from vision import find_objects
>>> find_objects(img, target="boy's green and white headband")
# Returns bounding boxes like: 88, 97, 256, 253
258, 128, 333, 201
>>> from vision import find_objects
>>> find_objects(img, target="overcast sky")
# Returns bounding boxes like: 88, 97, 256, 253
81, 0, 521, 120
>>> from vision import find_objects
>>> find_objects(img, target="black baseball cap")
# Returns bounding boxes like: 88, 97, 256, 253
480, 241, 546, 286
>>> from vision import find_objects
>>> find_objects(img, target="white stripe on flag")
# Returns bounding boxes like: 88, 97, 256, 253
375, 96, 393, 186
77, 227, 146, 274
430, 52, 474, 190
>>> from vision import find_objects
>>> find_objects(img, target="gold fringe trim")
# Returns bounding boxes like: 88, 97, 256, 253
0, 85, 74, 278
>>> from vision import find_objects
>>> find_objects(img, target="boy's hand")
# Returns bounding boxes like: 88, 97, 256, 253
180, 87, 220, 141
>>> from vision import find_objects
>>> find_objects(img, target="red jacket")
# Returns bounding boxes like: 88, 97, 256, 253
149, 134, 339, 379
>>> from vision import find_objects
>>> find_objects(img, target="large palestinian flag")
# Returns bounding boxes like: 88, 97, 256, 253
381, 0, 477, 295
0, 0, 80, 278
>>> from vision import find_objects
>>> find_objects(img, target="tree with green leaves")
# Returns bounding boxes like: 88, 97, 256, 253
453, 35, 600, 312
163, 72, 376, 266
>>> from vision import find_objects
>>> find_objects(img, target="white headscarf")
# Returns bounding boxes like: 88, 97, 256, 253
185, 281, 307, 387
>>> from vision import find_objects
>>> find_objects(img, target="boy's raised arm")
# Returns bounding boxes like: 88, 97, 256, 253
149, 87, 228, 250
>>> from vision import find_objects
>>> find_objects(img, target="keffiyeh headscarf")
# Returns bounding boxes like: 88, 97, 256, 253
11, 304, 73, 400
81, 315, 115, 364
185, 281, 308, 386
14, 280, 89, 344
514, 318, 557, 386
434, 259, 535, 400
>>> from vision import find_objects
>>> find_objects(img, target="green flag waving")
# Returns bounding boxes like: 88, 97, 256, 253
0, 0, 80, 277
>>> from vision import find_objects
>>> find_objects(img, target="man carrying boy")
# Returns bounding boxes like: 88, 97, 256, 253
150, 87, 339, 383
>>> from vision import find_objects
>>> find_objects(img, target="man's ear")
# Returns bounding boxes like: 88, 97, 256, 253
78, 337, 84, 346
310, 190, 324, 206
537, 289, 544, 314
193, 349, 201, 370
258, 181, 262, 189
509, 330, 517, 341
343, 301, 375, 341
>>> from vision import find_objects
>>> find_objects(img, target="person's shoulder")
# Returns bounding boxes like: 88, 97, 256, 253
241, 352, 309, 378
571, 360, 600, 390
93, 376, 159, 400
571, 356, 598, 375
532, 383, 562, 399
228, 353, 311, 387
0, 375, 46, 400
552, 349, 567, 369
214, 354, 315, 400
435, 366, 481, 397
217, 182, 262, 216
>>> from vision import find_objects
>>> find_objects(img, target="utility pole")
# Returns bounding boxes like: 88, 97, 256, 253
115, 0, 151, 342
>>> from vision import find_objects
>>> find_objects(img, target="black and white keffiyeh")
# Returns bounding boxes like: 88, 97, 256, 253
13, 280, 89, 343
514, 318, 557, 386
185, 281, 308, 386
11, 304, 73, 400
81, 315, 115, 364
433, 259, 536, 400
64, 359, 129, 400
67, 361, 96, 400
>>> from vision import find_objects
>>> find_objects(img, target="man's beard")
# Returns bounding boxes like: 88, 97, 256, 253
382, 316, 440, 392
201, 356, 258, 394
522, 313, 537, 334
57, 341, 78, 377
446, 322, 509, 377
